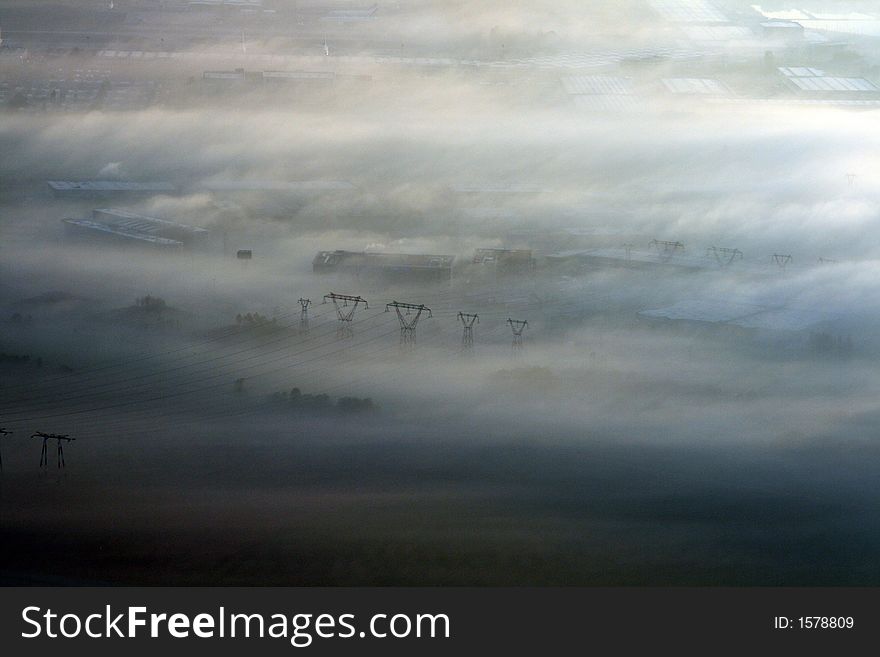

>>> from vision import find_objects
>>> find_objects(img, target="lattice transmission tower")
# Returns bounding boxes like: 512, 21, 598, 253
386, 301, 432, 348
323, 292, 368, 339
458, 312, 479, 354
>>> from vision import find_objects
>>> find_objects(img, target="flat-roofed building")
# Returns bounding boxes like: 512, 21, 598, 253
472, 248, 536, 275
62, 219, 184, 249
262, 71, 336, 83
47, 180, 176, 198
62, 208, 208, 249
778, 67, 879, 96
91, 208, 209, 246
561, 75, 646, 113
662, 77, 731, 96
313, 250, 454, 283
203, 69, 247, 83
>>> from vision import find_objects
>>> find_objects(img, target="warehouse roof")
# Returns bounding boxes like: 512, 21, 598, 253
314, 250, 454, 269
48, 180, 176, 192
63, 218, 184, 247
93, 208, 209, 235
778, 67, 878, 92
262, 71, 335, 80
662, 78, 730, 95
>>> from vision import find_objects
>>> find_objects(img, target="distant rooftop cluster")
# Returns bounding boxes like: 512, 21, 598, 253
313, 250, 455, 283
778, 67, 879, 92
62, 208, 209, 249
48, 181, 176, 194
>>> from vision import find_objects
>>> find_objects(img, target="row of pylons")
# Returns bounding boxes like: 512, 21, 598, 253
0, 428, 75, 471
304, 293, 529, 352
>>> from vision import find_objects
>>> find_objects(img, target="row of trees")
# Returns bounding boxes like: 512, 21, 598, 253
135, 295, 168, 313
268, 387, 375, 414
235, 312, 277, 327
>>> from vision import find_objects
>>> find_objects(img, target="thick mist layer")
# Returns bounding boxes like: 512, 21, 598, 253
1, 0, 879, 585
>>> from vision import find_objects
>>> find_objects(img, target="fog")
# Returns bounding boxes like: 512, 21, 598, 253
1, 0, 880, 585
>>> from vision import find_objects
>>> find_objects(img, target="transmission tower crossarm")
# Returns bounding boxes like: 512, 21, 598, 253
386, 301, 432, 346
323, 292, 368, 308
385, 301, 432, 317
458, 312, 479, 326
31, 431, 73, 441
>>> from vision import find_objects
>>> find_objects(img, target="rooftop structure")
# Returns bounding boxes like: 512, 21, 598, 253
546, 246, 708, 272
778, 67, 879, 93
320, 4, 378, 22
62, 208, 208, 249
561, 75, 645, 112
91, 209, 209, 245
760, 20, 805, 40
47, 181, 176, 196
313, 250, 454, 283
472, 248, 536, 274
203, 69, 247, 81
62, 219, 184, 248
662, 78, 731, 95
261, 71, 336, 82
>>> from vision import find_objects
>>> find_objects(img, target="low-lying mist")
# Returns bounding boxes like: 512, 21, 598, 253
2, 0, 880, 585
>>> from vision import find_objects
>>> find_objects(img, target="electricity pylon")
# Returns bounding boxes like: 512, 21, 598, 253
771, 254, 792, 269
0, 428, 12, 471
706, 246, 743, 267
458, 312, 479, 353
32, 432, 75, 469
386, 301, 432, 348
507, 318, 528, 353
298, 298, 311, 333
323, 293, 368, 339
650, 239, 684, 262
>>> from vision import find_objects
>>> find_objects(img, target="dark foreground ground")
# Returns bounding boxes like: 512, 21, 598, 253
2, 411, 879, 586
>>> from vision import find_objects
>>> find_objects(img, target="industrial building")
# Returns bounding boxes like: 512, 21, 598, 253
471, 248, 536, 275
203, 69, 248, 82
546, 245, 708, 273
778, 67, 880, 98
661, 78, 732, 97
561, 75, 645, 113
62, 208, 209, 249
261, 70, 336, 83
313, 250, 454, 283
47, 180, 177, 198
